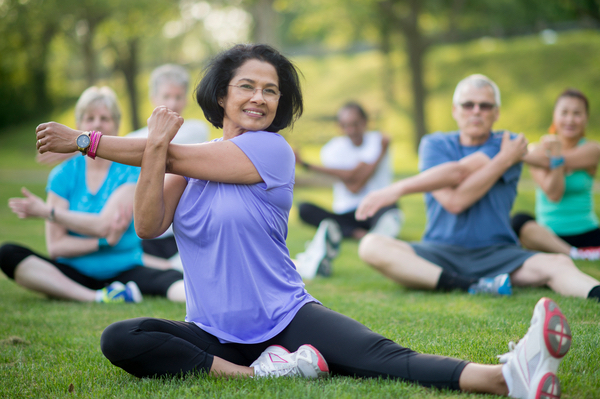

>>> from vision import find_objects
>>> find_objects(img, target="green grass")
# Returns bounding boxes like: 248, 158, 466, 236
2, 30, 600, 398
2, 170, 600, 398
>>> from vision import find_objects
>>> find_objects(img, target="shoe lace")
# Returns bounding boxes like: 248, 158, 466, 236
497, 340, 517, 363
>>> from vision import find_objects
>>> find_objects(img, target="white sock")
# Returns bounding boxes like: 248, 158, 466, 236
94, 289, 104, 302
569, 247, 581, 259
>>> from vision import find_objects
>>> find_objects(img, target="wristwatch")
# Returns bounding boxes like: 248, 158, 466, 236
76, 132, 91, 154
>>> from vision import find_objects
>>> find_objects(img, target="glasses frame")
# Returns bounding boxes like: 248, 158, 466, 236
459, 101, 497, 111
228, 84, 282, 102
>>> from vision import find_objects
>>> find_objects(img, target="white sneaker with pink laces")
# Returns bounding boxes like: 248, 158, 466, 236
498, 297, 572, 399
251, 344, 329, 379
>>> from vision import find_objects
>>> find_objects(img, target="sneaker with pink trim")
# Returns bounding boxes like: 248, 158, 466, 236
498, 297, 572, 399
571, 246, 600, 261
251, 344, 329, 379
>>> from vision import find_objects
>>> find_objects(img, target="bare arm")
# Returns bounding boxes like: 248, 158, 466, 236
44, 194, 104, 258
297, 135, 391, 194
523, 138, 600, 174
563, 141, 600, 173
432, 132, 527, 214
529, 165, 565, 202
133, 107, 199, 239
9, 185, 134, 240
36, 107, 262, 185
355, 151, 490, 220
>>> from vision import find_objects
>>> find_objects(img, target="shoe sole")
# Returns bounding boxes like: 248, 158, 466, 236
126, 281, 143, 303
533, 372, 561, 399
317, 219, 342, 277
539, 298, 571, 359
530, 298, 572, 399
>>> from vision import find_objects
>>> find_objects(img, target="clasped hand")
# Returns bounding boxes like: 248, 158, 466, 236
146, 106, 184, 145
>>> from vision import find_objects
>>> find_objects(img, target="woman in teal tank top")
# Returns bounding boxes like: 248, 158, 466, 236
512, 89, 600, 259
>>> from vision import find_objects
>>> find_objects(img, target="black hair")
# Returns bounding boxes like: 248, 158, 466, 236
338, 101, 368, 122
556, 88, 589, 115
195, 44, 303, 132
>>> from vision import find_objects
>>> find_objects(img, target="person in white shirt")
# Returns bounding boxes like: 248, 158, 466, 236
127, 64, 210, 270
294, 102, 402, 279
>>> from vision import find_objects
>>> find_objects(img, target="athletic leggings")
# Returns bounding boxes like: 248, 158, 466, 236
101, 302, 467, 390
0, 243, 182, 297
298, 202, 398, 238
511, 212, 600, 248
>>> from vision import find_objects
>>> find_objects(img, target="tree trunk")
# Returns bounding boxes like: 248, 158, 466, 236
249, 0, 280, 48
114, 38, 141, 131
378, 1, 395, 104
31, 24, 57, 112
403, 0, 428, 152
80, 22, 97, 88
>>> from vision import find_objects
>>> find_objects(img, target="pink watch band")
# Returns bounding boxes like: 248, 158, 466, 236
87, 130, 103, 159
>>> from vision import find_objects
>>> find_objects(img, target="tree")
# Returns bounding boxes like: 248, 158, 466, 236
0, 0, 63, 127
278, 0, 595, 151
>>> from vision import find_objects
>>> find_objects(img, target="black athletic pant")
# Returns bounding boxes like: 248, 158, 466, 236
511, 212, 600, 248
298, 202, 398, 238
0, 243, 182, 297
101, 302, 467, 389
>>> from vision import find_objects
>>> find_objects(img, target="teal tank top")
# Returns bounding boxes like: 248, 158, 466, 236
535, 141, 598, 235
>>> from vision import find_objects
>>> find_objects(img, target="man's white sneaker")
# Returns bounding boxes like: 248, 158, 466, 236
498, 297, 572, 399
295, 219, 342, 279
251, 344, 329, 378
370, 208, 404, 238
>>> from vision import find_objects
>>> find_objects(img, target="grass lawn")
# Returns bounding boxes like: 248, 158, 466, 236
2, 176, 600, 398
2, 30, 600, 398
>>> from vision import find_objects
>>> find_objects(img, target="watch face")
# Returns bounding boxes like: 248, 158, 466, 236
77, 134, 91, 149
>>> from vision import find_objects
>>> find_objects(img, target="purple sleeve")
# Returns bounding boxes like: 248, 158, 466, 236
230, 131, 295, 189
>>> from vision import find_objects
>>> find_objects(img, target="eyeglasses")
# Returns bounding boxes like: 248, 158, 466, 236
459, 102, 496, 111
228, 84, 281, 102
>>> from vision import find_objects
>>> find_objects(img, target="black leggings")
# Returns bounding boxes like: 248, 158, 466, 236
101, 302, 467, 389
0, 243, 183, 297
298, 202, 398, 238
511, 212, 600, 248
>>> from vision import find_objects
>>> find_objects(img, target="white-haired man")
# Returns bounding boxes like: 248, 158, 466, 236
356, 74, 600, 301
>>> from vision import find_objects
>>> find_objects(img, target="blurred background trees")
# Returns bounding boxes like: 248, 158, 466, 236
1, 0, 599, 151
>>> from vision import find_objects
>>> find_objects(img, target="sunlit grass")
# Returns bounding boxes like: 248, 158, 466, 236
2, 30, 600, 398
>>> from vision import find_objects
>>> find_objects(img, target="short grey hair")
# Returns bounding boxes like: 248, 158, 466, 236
452, 74, 501, 106
74, 86, 121, 129
149, 64, 190, 97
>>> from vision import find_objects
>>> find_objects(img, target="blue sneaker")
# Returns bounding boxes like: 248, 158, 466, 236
468, 273, 512, 296
99, 281, 143, 303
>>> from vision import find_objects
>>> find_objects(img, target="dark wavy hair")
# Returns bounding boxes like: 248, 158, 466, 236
195, 44, 303, 132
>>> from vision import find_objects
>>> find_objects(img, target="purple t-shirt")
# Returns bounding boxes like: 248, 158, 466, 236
173, 131, 318, 344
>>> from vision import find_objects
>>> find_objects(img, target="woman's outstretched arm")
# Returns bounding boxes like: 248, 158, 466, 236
36, 122, 147, 167
37, 106, 262, 185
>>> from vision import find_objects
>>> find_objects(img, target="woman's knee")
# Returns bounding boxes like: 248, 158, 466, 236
0, 243, 33, 280
100, 318, 147, 362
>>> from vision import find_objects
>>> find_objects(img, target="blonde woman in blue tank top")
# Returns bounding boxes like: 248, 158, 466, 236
513, 89, 600, 260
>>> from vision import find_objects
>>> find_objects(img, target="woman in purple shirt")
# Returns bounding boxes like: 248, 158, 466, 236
35, 44, 571, 399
